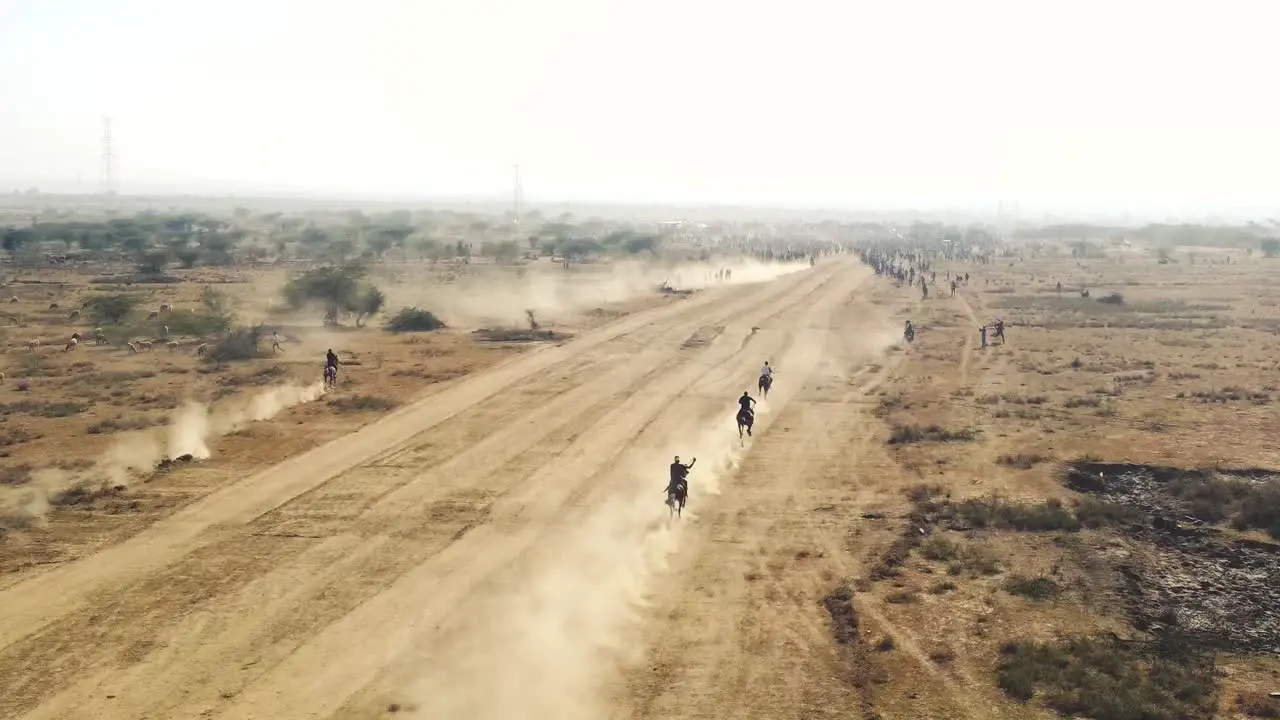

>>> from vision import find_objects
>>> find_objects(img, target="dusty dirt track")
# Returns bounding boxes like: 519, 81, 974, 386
0, 258, 898, 719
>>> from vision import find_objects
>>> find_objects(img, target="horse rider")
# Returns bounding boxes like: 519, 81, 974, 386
667, 455, 696, 498
738, 391, 757, 418
325, 348, 339, 377
759, 360, 774, 384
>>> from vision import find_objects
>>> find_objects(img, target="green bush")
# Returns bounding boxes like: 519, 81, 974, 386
385, 307, 446, 333
996, 637, 1217, 719
1004, 575, 1060, 601
83, 293, 145, 325
206, 325, 265, 363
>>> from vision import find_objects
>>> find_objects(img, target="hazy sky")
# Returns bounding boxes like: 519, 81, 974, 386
1, 0, 1276, 212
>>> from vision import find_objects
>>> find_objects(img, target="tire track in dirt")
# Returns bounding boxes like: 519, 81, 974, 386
0, 280, 797, 717
611, 282, 906, 720
326, 264, 875, 720
0, 267, 817, 659
832, 281, 989, 720
197, 265, 856, 720
612, 274, 1000, 720
17, 363, 703, 720
6, 265, 848, 720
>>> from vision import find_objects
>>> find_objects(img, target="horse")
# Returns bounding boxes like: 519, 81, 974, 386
667, 480, 688, 519
323, 364, 337, 389
737, 407, 755, 441
758, 373, 773, 398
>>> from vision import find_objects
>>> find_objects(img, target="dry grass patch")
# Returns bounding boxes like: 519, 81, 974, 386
996, 636, 1218, 720
887, 424, 977, 445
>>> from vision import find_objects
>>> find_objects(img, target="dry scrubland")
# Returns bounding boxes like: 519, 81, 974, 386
841, 246, 1280, 719
4, 209, 1280, 720
0, 255, 790, 579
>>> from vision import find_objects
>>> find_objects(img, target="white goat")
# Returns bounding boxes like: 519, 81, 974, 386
64, 337, 78, 352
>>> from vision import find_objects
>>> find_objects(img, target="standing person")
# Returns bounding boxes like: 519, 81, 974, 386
979, 325, 988, 350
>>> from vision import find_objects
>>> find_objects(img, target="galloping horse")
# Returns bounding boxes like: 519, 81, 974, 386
323, 364, 337, 389
737, 407, 755, 441
667, 480, 688, 519
758, 373, 773, 399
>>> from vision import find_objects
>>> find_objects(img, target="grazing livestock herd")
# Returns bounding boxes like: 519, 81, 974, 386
7, 299, 210, 359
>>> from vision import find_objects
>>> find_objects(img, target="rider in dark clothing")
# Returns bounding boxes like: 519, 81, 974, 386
667, 455, 696, 496
325, 349, 339, 370
738, 391, 756, 417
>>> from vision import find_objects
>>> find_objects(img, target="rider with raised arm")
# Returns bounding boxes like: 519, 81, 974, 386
667, 455, 696, 496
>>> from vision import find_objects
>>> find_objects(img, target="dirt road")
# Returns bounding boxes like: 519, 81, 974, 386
0, 258, 897, 719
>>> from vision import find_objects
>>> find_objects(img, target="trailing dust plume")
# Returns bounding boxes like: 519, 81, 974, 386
0, 380, 325, 525
392, 257, 811, 329
402, 295, 899, 719
403, 400, 756, 718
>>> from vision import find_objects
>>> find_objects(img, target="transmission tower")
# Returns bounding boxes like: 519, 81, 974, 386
100, 115, 118, 196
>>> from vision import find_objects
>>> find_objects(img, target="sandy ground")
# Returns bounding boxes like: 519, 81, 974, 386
0, 257, 891, 719
0, 260, 699, 580
3, 247, 1278, 719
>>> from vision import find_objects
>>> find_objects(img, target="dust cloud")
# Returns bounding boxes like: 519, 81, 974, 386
404, 305, 898, 719
407, 494, 685, 720
405, 404, 755, 719
0, 380, 325, 524
392, 257, 810, 329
